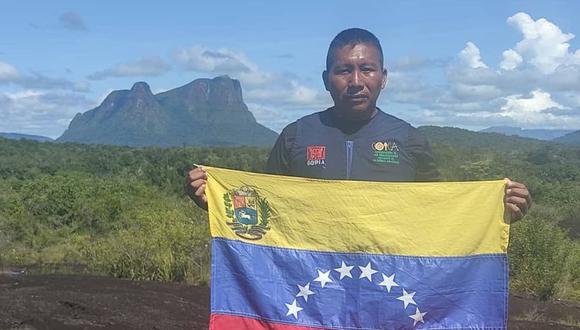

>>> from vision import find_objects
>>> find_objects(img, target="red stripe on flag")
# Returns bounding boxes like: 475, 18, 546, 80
210, 314, 323, 330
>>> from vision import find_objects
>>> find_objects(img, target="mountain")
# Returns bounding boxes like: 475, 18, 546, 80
0, 132, 53, 142
58, 76, 278, 147
479, 126, 573, 140
553, 130, 580, 145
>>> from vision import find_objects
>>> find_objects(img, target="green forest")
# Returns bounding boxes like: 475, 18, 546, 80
0, 129, 578, 303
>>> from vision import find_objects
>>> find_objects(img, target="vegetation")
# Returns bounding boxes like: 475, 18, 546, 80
0, 131, 578, 302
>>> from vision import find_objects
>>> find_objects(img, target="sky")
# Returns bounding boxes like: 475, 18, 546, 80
1, 1, 579, 139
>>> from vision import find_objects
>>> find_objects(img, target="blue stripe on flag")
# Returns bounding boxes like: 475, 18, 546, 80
211, 238, 507, 330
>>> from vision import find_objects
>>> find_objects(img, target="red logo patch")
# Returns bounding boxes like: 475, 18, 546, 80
307, 145, 326, 161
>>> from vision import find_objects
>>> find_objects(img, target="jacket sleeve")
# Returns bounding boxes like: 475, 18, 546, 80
265, 122, 297, 175
408, 128, 441, 182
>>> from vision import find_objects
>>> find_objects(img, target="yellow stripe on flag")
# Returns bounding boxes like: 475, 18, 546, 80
205, 166, 508, 257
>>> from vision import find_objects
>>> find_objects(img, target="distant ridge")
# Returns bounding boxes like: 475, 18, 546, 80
58, 76, 278, 147
418, 126, 551, 151
553, 129, 580, 145
479, 126, 573, 141
0, 132, 53, 142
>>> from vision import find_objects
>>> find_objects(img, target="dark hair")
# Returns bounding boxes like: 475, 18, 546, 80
326, 28, 384, 70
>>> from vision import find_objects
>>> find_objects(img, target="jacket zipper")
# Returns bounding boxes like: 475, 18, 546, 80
346, 140, 354, 179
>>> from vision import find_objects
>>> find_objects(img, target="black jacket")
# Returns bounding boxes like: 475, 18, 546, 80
266, 108, 440, 182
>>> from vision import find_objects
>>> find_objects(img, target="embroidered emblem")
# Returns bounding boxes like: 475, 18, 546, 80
372, 141, 400, 164
223, 186, 271, 240
307, 145, 326, 166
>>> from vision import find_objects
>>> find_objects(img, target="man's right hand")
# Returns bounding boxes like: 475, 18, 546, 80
185, 166, 208, 211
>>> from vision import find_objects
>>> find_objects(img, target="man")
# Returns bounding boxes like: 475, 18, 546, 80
186, 28, 531, 220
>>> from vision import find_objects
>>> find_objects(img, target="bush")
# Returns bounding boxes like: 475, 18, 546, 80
509, 212, 575, 300
82, 199, 210, 284
0, 173, 211, 285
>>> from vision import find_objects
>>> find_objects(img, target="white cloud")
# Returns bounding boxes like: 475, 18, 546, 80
0, 90, 93, 138
388, 56, 448, 72
390, 56, 427, 71
286, 81, 323, 105
173, 46, 276, 87
507, 12, 580, 73
458, 42, 488, 69
88, 56, 170, 80
174, 47, 252, 74
547, 64, 580, 91
383, 72, 441, 104
246, 103, 313, 133
173, 45, 323, 109
0, 61, 20, 81
500, 89, 570, 125
500, 49, 523, 71
432, 12, 580, 130
245, 80, 327, 107
452, 83, 502, 101
0, 61, 89, 92
19, 72, 90, 92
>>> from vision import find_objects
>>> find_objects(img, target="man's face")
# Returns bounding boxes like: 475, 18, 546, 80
323, 43, 387, 120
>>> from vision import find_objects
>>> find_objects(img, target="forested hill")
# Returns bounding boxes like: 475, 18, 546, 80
479, 126, 573, 141
554, 129, 580, 145
0, 132, 53, 142
418, 126, 552, 151
0, 138, 270, 193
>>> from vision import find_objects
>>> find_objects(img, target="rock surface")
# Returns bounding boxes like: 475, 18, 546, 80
0, 272, 578, 330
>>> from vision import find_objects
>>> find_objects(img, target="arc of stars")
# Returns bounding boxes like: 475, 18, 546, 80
284, 261, 426, 326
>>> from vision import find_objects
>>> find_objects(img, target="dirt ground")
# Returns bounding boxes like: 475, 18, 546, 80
0, 270, 578, 330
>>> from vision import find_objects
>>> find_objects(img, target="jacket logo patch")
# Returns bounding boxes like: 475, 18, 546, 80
372, 141, 400, 164
307, 145, 326, 166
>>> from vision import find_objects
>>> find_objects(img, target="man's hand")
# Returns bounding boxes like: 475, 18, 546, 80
505, 179, 531, 222
185, 166, 208, 211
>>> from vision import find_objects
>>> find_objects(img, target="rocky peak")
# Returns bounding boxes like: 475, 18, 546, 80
207, 75, 244, 110
162, 75, 247, 112
126, 81, 157, 109
130, 82, 153, 97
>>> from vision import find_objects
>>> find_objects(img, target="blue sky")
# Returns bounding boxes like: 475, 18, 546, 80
1, 1, 579, 138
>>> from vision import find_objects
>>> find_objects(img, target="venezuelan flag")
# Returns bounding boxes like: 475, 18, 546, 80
206, 167, 509, 329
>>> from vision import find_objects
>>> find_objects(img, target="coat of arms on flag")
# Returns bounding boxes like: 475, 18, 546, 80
205, 166, 510, 329
223, 186, 271, 240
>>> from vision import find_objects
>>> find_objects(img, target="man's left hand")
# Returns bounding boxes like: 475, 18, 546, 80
505, 179, 532, 222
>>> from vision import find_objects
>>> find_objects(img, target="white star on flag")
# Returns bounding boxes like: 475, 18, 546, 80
296, 282, 315, 302
358, 262, 378, 282
285, 299, 303, 319
378, 273, 399, 293
334, 261, 354, 280
314, 270, 333, 288
409, 307, 427, 326
397, 289, 417, 309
